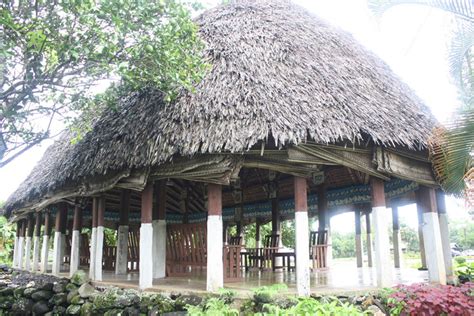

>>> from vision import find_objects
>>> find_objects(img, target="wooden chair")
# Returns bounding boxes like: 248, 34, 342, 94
166, 223, 207, 276
310, 230, 329, 270
128, 228, 140, 271
228, 235, 243, 246
246, 234, 280, 270
79, 233, 90, 266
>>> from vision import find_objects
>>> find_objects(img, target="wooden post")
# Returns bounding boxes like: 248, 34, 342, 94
206, 183, 224, 292
32, 213, 42, 271
41, 211, 52, 273
294, 176, 310, 296
436, 190, 453, 278
116, 190, 130, 275
365, 211, 373, 267
70, 205, 83, 276
140, 183, 154, 289
153, 181, 167, 279
392, 205, 403, 268
370, 177, 392, 287
255, 219, 261, 248
355, 209, 363, 268
416, 186, 446, 284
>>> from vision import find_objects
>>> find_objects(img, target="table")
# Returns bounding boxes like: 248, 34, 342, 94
272, 252, 296, 271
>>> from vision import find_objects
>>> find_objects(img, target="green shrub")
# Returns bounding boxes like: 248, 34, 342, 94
455, 261, 474, 283
455, 256, 467, 265
186, 297, 239, 316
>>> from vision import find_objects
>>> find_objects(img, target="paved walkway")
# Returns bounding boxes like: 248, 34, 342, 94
82, 259, 429, 297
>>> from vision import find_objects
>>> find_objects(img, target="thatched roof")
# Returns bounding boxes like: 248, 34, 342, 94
4, 0, 437, 216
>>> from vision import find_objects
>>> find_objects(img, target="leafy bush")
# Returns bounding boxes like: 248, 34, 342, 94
455, 256, 467, 265
384, 283, 474, 315
455, 260, 474, 284
0, 217, 15, 264
262, 297, 367, 316
186, 297, 238, 316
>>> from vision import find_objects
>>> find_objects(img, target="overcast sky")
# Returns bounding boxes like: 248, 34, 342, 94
0, 0, 470, 232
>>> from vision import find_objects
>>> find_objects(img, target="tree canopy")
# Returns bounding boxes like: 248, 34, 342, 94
0, 0, 207, 167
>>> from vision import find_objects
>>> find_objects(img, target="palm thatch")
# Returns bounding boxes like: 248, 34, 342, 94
4, 0, 437, 215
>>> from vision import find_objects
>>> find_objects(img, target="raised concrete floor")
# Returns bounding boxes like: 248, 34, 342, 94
59, 260, 428, 297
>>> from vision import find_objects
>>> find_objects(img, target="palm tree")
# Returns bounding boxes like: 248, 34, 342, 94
369, 0, 473, 203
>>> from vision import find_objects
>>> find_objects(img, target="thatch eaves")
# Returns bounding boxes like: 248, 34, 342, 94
4, 0, 437, 215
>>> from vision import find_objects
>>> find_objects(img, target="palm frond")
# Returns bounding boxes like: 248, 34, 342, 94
448, 21, 474, 99
369, 0, 473, 22
430, 106, 474, 195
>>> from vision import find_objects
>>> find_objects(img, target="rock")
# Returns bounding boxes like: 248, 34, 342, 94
53, 282, 67, 293
0, 287, 14, 296
162, 312, 187, 316
175, 294, 202, 308
40, 283, 54, 291
50, 292, 67, 306
32, 301, 50, 315
12, 297, 34, 314
23, 287, 38, 297
80, 301, 94, 316
66, 304, 82, 315
71, 295, 84, 305
78, 283, 96, 298
122, 306, 140, 316
104, 309, 123, 316
116, 290, 140, 307
66, 283, 78, 292
13, 287, 25, 298
368, 305, 385, 316
52, 305, 67, 315
71, 270, 89, 286
67, 289, 79, 303
0, 296, 14, 309
32, 290, 54, 301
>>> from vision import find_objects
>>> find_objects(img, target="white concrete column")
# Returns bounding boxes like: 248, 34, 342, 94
153, 220, 167, 279
24, 236, 32, 271
52, 231, 62, 275
365, 212, 373, 267
372, 206, 392, 286
115, 225, 129, 275
32, 213, 42, 272
371, 178, 392, 287
417, 186, 446, 284
32, 235, 41, 272
139, 223, 154, 289
206, 183, 224, 292
295, 211, 310, 295
60, 233, 66, 270
423, 212, 447, 284
18, 236, 25, 270
40, 236, 50, 273
12, 236, 19, 268
436, 191, 453, 278
69, 230, 80, 277
294, 176, 310, 297
207, 215, 223, 291
326, 219, 333, 267
140, 184, 154, 290
95, 225, 104, 281
355, 210, 363, 268
89, 227, 97, 279
392, 206, 403, 269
